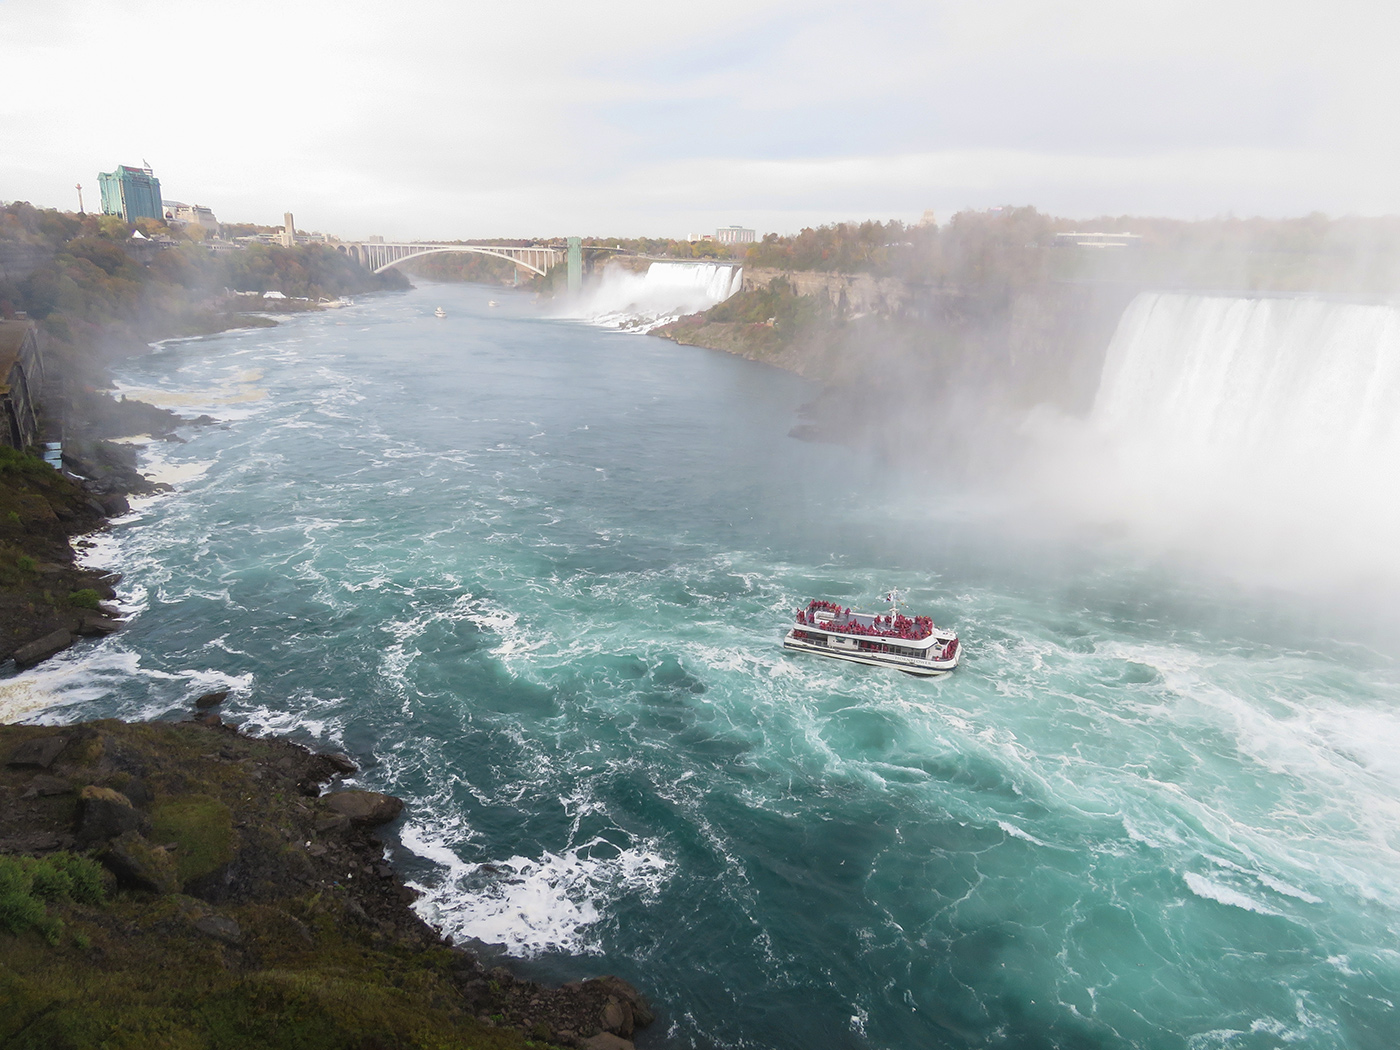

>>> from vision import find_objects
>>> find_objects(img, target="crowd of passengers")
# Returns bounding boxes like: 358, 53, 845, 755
795, 599, 935, 641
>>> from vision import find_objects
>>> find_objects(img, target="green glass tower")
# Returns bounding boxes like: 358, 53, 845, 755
98, 165, 163, 222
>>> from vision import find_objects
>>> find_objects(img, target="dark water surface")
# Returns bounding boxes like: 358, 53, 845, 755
5, 282, 1397, 1049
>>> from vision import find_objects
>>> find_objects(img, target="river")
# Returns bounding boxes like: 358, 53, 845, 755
3, 280, 1396, 1050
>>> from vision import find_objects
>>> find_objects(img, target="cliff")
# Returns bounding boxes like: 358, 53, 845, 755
0, 714, 653, 1050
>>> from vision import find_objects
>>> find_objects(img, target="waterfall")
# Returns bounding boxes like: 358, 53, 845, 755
570, 261, 743, 332
1091, 293, 1400, 464
1029, 292, 1400, 587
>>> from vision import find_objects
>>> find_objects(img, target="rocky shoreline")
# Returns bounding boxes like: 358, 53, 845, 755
1, 328, 658, 1048
0, 707, 655, 1049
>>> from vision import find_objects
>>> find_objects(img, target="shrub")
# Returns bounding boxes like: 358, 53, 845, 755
16, 555, 35, 573
0, 853, 106, 942
66, 588, 101, 609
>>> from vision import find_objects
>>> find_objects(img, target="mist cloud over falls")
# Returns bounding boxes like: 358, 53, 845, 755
1022, 292, 1400, 591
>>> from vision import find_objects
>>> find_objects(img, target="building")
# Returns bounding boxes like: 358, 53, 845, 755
1053, 232, 1143, 249
715, 226, 756, 245
162, 200, 220, 236
98, 164, 163, 223
0, 321, 43, 451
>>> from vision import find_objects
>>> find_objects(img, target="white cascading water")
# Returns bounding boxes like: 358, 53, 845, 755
1029, 292, 1400, 588
569, 261, 743, 332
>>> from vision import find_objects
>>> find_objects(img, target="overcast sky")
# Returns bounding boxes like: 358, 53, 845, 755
4, 0, 1398, 239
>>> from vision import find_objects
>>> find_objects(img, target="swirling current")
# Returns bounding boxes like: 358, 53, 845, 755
3, 282, 1396, 1050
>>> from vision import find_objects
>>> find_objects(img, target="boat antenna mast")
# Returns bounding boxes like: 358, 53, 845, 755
884, 587, 902, 619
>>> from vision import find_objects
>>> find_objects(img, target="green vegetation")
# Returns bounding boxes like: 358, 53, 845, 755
66, 588, 101, 609
150, 795, 234, 885
0, 853, 106, 945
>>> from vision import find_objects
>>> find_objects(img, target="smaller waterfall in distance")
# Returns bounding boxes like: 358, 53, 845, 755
1027, 292, 1400, 588
570, 261, 743, 332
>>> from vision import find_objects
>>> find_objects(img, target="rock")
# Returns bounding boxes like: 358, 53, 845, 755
319, 752, 358, 775
295, 778, 322, 798
76, 785, 144, 846
75, 612, 122, 636
193, 913, 243, 945
601, 1000, 627, 1033
101, 830, 180, 893
584, 976, 653, 1033
193, 690, 229, 709
322, 789, 404, 827
313, 812, 351, 836
21, 774, 71, 798
196, 712, 222, 727
7, 735, 68, 769
13, 630, 74, 668
580, 1035, 635, 1050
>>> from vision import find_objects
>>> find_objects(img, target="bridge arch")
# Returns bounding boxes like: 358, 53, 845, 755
367, 245, 559, 277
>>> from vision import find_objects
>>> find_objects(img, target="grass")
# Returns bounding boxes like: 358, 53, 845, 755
150, 795, 235, 886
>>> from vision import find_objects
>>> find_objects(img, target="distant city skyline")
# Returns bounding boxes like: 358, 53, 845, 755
4, 0, 1398, 240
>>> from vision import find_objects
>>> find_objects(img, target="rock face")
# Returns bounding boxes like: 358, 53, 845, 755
322, 789, 404, 827
12, 629, 75, 668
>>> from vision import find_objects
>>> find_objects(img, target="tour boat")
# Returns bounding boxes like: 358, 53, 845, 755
783, 597, 960, 677
434, 306, 447, 318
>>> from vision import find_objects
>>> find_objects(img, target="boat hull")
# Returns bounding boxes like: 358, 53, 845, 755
782, 631, 958, 677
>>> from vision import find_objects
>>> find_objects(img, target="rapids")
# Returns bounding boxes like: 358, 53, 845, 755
2, 282, 1396, 1049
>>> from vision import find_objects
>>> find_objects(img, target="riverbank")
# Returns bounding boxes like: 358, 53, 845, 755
1, 711, 652, 1049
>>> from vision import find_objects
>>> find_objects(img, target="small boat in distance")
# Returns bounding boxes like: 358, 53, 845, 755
783, 596, 960, 677
488, 300, 499, 307
434, 306, 447, 318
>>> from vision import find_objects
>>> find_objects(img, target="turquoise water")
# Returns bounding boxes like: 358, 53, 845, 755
6, 283, 1399, 1049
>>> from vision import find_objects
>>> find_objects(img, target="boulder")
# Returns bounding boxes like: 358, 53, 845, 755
7, 735, 68, 769
76, 785, 143, 846
580, 1035, 635, 1050
319, 751, 358, 775
21, 774, 71, 798
584, 976, 654, 1034
194, 690, 230, 709
75, 612, 122, 636
102, 830, 180, 893
322, 790, 404, 827
193, 913, 244, 945
12, 629, 75, 669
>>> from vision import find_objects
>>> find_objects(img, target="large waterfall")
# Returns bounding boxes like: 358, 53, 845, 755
1031, 292, 1400, 588
570, 260, 743, 331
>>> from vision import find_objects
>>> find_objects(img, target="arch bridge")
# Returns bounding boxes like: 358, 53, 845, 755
342, 242, 566, 277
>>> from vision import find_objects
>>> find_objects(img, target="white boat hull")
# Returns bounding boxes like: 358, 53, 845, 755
782, 630, 959, 677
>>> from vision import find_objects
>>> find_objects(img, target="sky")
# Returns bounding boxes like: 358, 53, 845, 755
4, 0, 1399, 240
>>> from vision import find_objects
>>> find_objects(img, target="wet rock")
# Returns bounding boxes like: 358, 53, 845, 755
76, 784, 143, 846
13, 629, 74, 668
75, 611, 122, 636
7, 735, 68, 769
320, 752, 358, 775
102, 830, 180, 893
196, 712, 223, 727
193, 913, 243, 945
195, 689, 229, 709
21, 774, 71, 798
322, 789, 404, 827
581, 1035, 635, 1050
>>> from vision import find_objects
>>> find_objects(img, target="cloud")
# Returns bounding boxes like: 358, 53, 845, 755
3, 0, 1398, 236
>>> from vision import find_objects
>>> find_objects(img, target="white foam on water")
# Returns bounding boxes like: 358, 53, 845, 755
1183, 872, 1282, 916
998, 820, 1050, 847
403, 821, 671, 958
